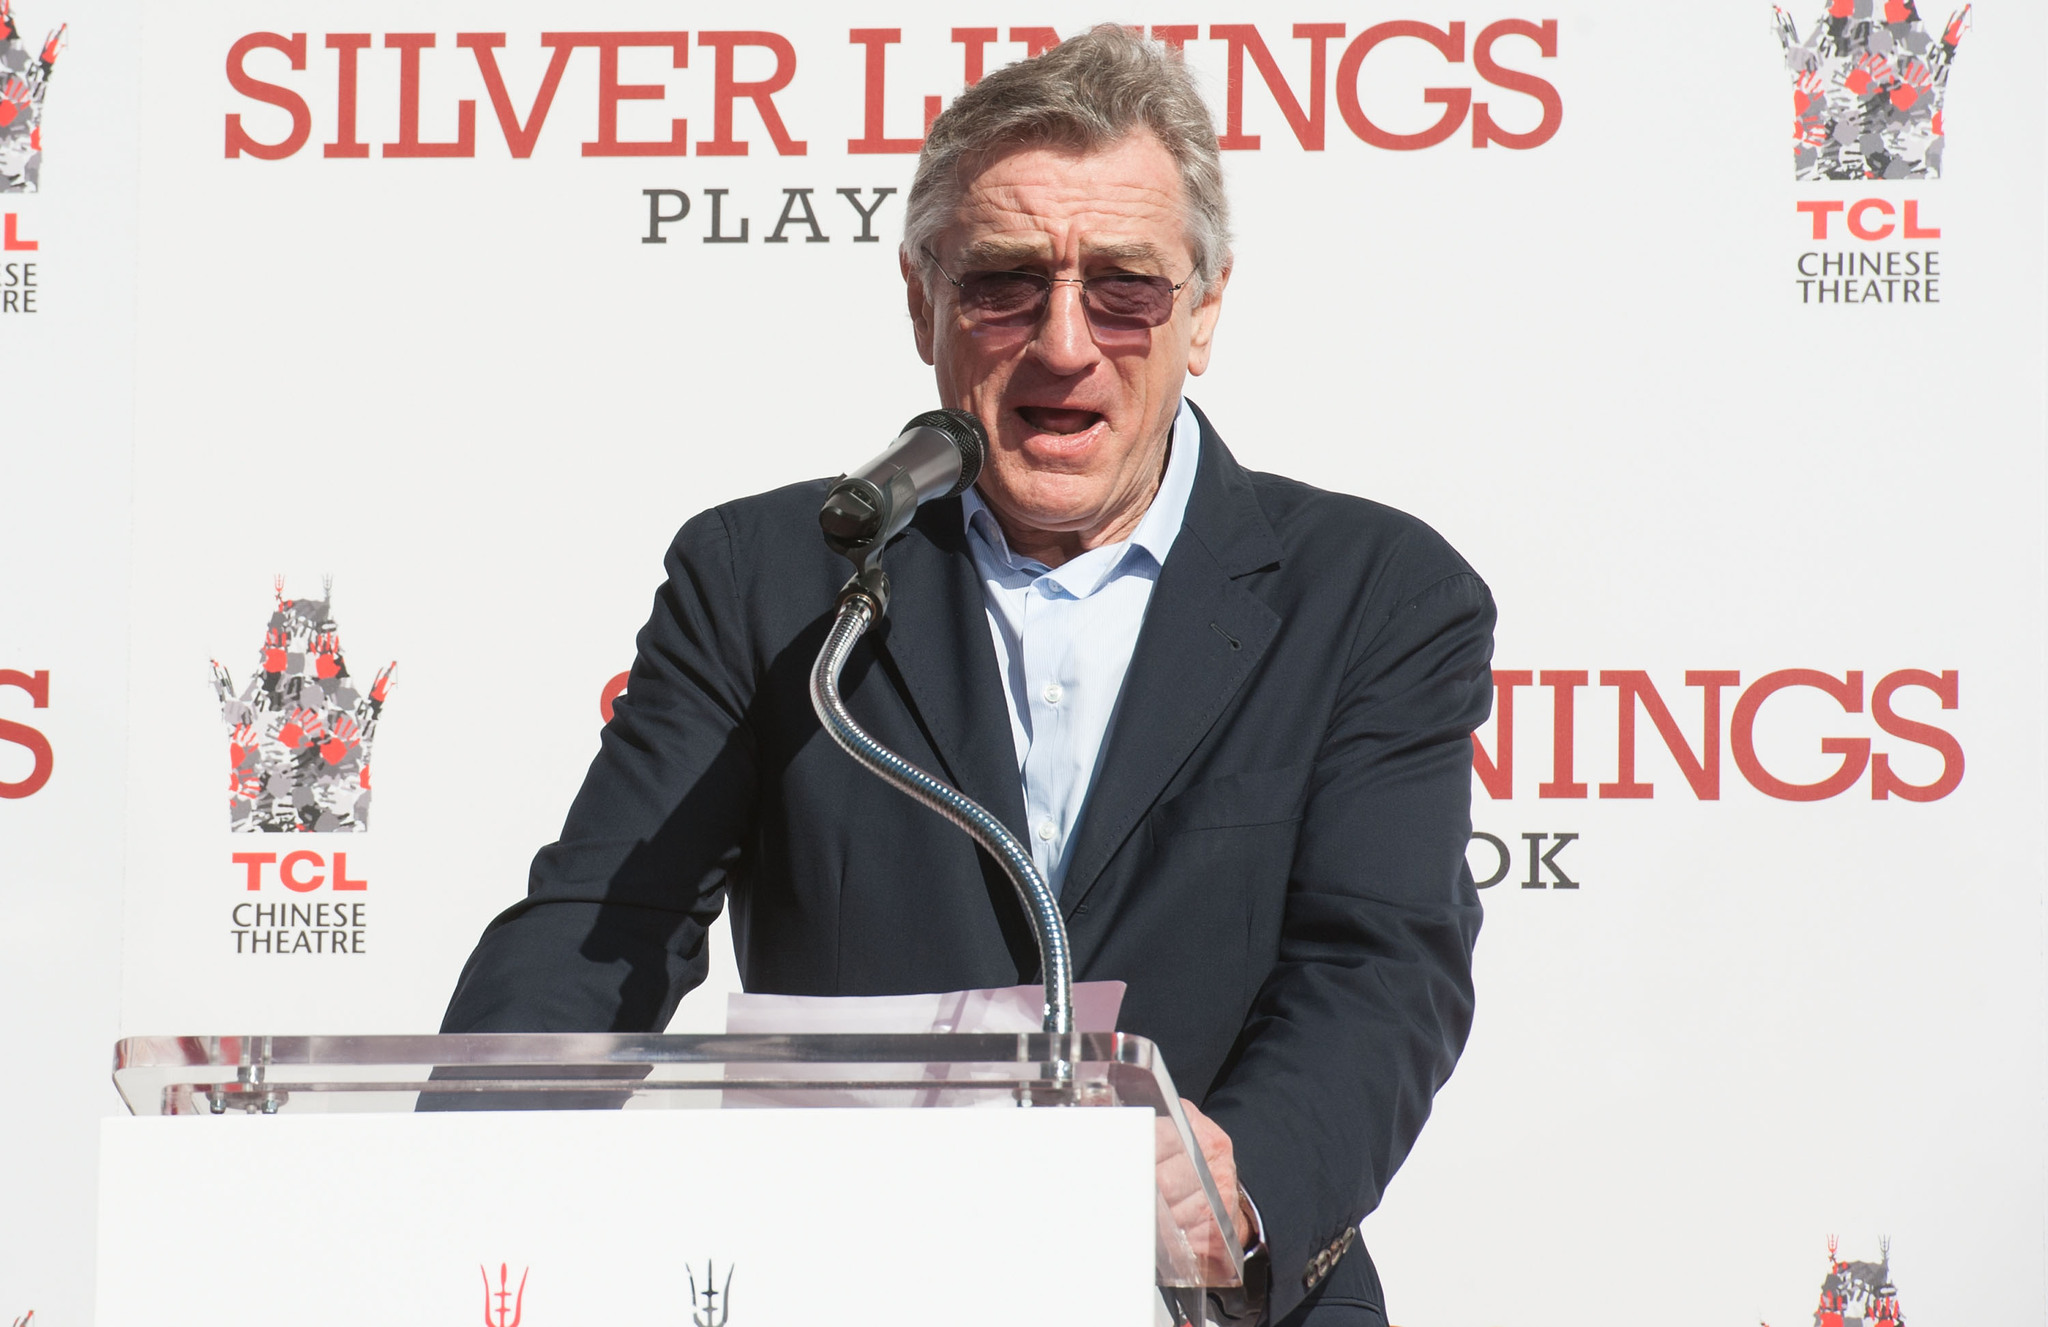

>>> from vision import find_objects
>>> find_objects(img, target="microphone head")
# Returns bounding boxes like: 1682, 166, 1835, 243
900, 408, 987, 497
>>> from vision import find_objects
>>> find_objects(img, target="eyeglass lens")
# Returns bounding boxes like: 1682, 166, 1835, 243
956, 270, 1180, 330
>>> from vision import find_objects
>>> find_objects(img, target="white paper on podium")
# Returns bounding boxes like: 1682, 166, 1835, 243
721, 982, 1126, 1108
725, 981, 1126, 1034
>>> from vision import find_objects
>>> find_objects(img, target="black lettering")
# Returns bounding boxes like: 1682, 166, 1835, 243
1538, 832, 1578, 888
641, 188, 689, 244
834, 186, 896, 243
702, 188, 749, 243
1469, 832, 1510, 889
764, 188, 829, 243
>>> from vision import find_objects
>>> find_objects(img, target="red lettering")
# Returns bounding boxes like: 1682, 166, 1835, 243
1903, 198, 1940, 238
695, 31, 806, 157
280, 850, 326, 892
0, 669, 53, 799
232, 851, 277, 891
952, 27, 998, 87
1537, 670, 1587, 798
848, 29, 934, 153
600, 671, 630, 724
332, 851, 368, 891
1730, 670, 1869, 802
1847, 197, 1895, 241
323, 34, 371, 158
1869, 669, 1963, 801
225, 32, 312, 160
1336, 22, 1469, 151
1150, 25, 1200, 54
1598, 670, 1740, 800
1213, 24, 1347, 151
383, 34, 477, 157
1470, 19, 1562, 149
2, 214, 34, 251
571, 33, 690, 157
460, 33, 578, 159
1471, 670, 1531, 800
1797, 199, 1844, 240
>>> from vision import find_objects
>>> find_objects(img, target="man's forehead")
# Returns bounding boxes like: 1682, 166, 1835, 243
936, 134, 1192, 267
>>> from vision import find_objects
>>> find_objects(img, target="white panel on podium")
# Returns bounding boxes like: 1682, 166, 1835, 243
98, 1107, 1154, 1327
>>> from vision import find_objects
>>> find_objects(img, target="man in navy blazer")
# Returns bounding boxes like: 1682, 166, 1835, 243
443, 26, 1493, 1327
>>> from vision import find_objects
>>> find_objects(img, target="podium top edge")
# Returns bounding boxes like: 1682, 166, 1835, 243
113, 1031, 1161, 1072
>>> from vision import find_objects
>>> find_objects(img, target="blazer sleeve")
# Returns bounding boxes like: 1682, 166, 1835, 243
440, 506, 762, 1034
1203, 563, 1494, 1322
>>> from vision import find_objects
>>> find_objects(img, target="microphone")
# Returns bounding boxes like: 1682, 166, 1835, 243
818, 409, 987, 560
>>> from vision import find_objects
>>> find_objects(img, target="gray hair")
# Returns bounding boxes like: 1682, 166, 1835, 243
902, 24, 1232, 296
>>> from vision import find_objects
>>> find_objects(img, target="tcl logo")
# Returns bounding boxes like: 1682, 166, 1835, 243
1797, 198, 1940, 241
0, 669, 52, 800
231, 849, 368, 891
222, 21, 1561, 160
1474, 668, 1962, 803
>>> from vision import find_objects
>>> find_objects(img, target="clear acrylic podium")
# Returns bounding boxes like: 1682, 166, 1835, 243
112, 1031, 1245, 1324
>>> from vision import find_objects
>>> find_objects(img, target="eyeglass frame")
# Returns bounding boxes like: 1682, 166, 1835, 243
918, 245, 1194, 333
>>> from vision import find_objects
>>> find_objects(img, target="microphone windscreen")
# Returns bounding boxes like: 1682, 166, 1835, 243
899, 408, 988, 497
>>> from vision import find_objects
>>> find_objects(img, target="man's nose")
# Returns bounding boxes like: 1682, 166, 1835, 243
1028, 280, 1100, 375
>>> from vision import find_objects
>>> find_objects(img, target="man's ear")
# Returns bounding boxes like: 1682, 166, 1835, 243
1185, 258, 1231, 378
902, 248, 937, 366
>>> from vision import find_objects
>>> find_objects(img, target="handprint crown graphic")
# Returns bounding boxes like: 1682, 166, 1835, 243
211, 576, 396, 833
0, 1, 64, 193
1775, 1, 1970, 179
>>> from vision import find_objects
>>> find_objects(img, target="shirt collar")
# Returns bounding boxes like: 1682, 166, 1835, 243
961, 398, 1200, 591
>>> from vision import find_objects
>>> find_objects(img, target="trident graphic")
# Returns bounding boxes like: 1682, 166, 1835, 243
480, 1263, 527, 1327
686, 1261, 734, 1327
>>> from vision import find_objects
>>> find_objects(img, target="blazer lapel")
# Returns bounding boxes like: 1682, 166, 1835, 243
1057, 411, 1284, 920
868, 499, 1032, 841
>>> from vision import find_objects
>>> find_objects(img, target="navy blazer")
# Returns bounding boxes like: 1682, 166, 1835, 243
443, 405, 1495, 1325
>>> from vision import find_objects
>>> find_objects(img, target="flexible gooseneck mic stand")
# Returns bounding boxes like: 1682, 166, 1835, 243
808, 410, 1075, 1049
808, 569, 1076, 1043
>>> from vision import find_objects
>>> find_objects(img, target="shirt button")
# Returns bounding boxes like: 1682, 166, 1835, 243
1042, 682, 1064, 705
1036, 819, 1057, 842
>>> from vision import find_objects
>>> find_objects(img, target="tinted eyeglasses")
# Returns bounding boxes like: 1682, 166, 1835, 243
922, 246, 1190, 332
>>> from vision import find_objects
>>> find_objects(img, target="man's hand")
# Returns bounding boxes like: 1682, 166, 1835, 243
1157, 1096, 1256, 1284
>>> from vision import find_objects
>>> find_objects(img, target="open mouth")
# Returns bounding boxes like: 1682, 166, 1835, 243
1015, 406, 1104, 436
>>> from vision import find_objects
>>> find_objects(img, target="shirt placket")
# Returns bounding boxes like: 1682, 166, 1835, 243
1019, 578, 1073, 889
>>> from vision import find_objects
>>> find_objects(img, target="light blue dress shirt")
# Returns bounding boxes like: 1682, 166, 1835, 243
959, 398, 1201, 893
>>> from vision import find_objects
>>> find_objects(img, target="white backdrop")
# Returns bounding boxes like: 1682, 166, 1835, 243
2, 2, 2043, 1323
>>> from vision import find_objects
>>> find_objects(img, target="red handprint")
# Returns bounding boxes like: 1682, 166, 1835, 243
0, 0, 15, 39
262, 625, 289, 673
1829, 0, 1852, 16
39, 21, 63, 65
369, 662, 396, 703
320, 715, 362, 766
1944, 6, 1971, 48
277, 706, 324, 749
233, 770, 265, 800
1884, 0, 1914, 22
229, 722, 259, 769
1793, 68, 1826, 115
1844, 52, 1889, 96
1890, 57, 1933, 108
0, 77, 28, 129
